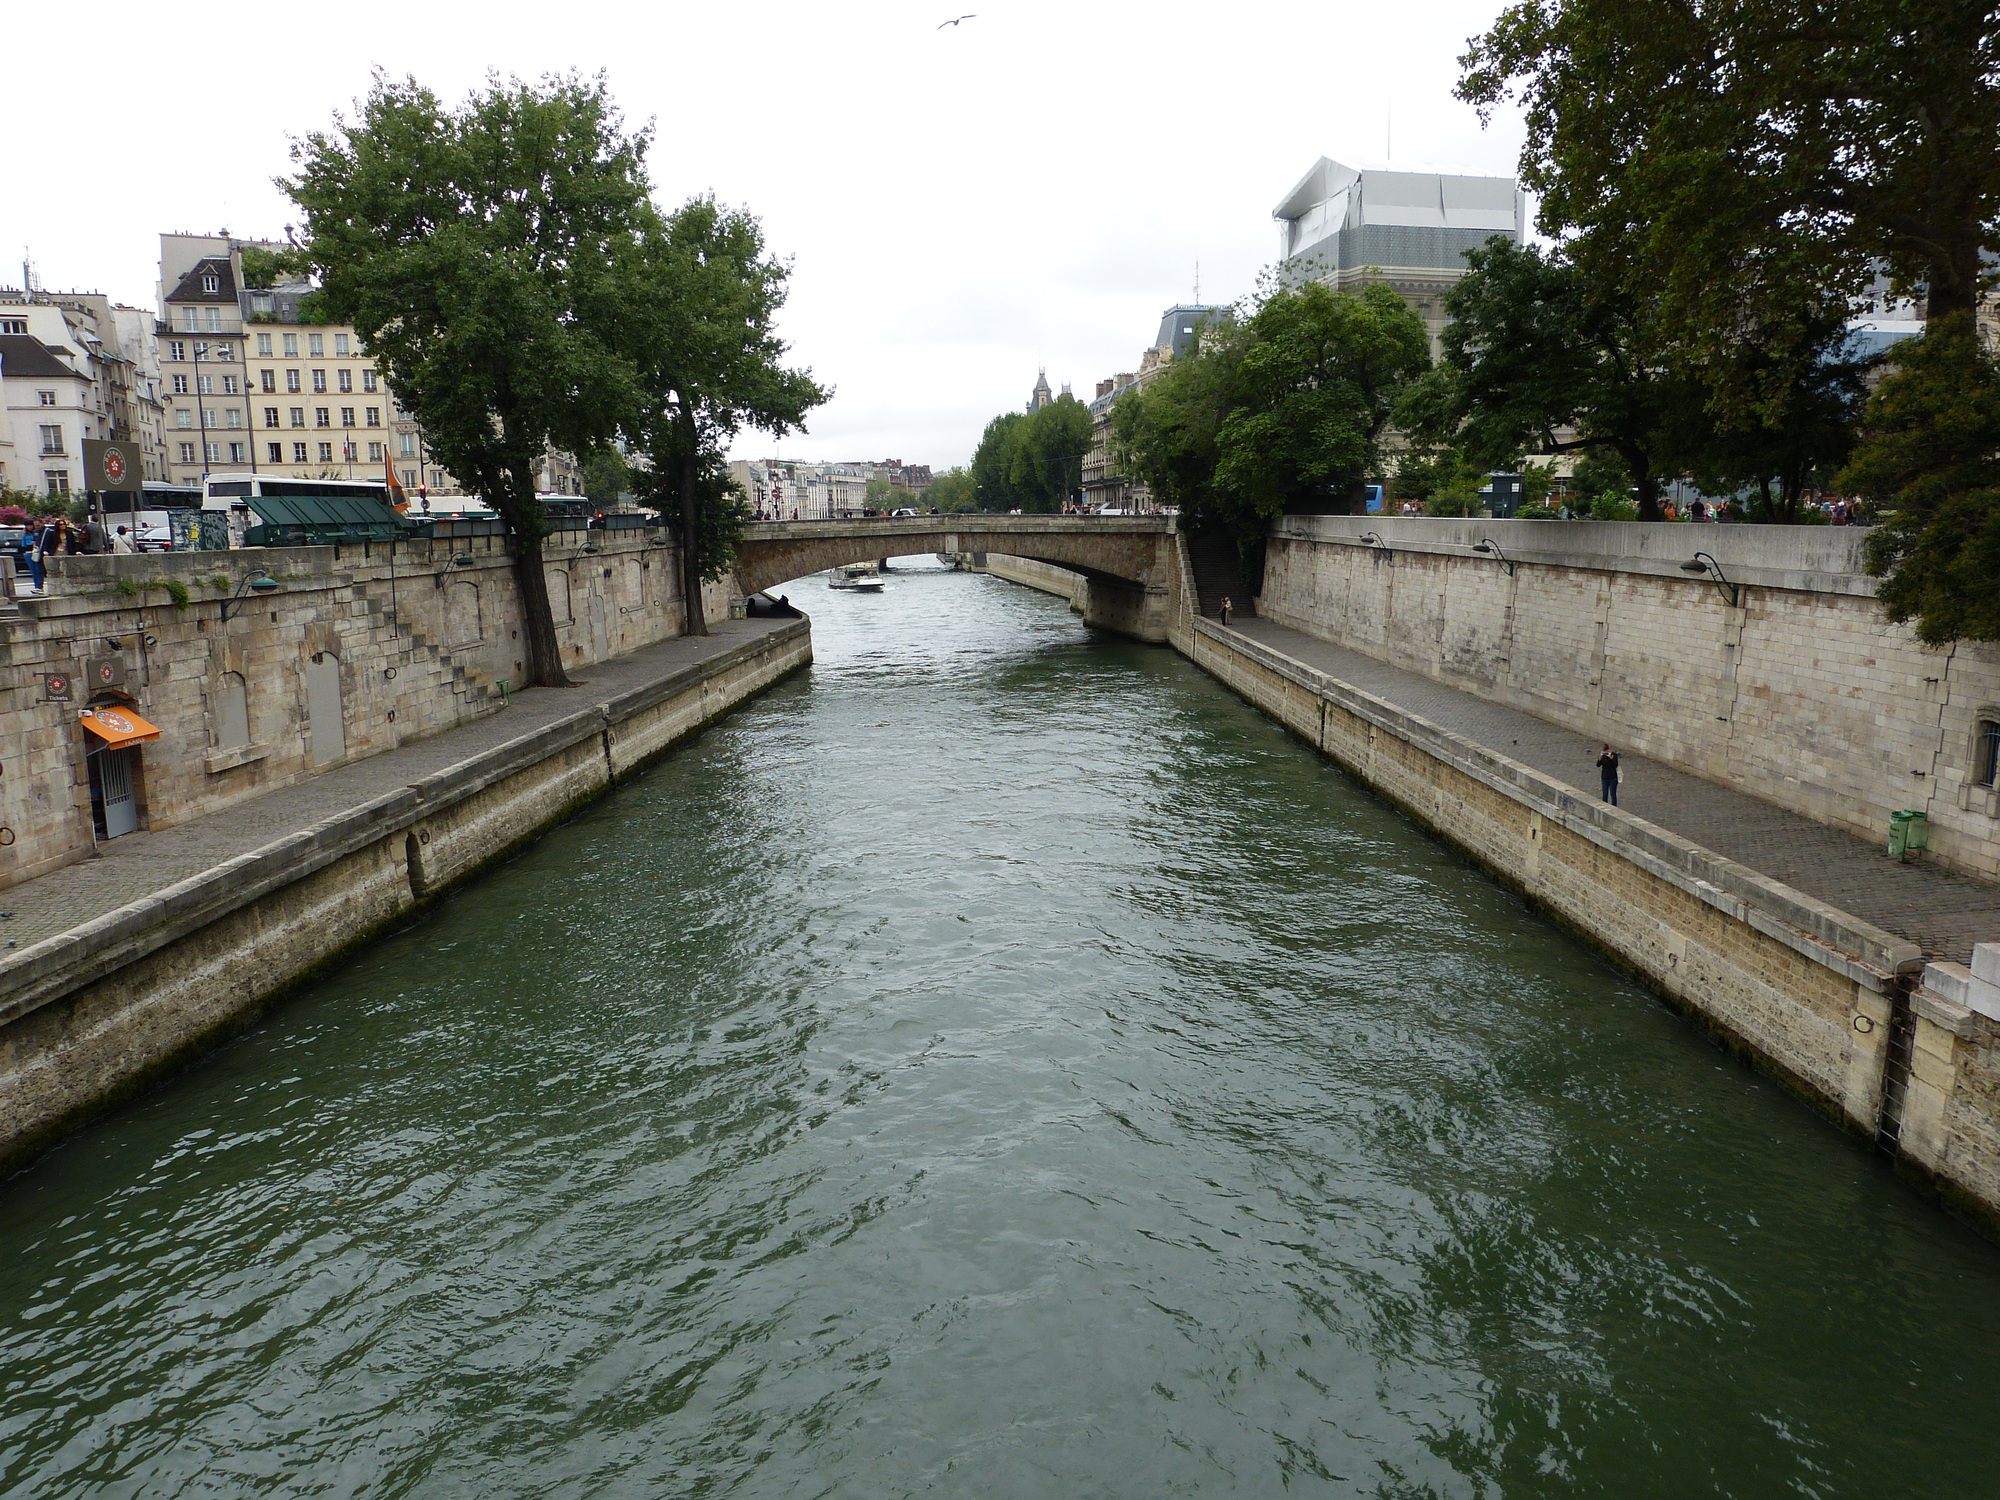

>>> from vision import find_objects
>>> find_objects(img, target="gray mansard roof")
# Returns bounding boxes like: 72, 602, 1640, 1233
1274, 158, 1524, 278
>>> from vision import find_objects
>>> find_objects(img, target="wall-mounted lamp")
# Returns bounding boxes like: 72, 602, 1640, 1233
1678, 551, 1740, 607
1472, 538, 1516, 576
451, 554, 477, 568
219, 569, 279, 622
1358, 531, 1388, 551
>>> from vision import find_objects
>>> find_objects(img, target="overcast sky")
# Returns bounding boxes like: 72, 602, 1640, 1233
2, 0, 1526, 469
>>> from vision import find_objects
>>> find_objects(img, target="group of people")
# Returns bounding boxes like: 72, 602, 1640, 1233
11, 516, 141, 596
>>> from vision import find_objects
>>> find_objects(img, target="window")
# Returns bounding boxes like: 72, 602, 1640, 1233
341, 408, 356, 428
204, 408, 220, 428
39, 425, 63, 454
204, 308, 222, 332
176, 410, 193, 429
213, 343, 231, 361
201, 272, 218, 293
260, 370, 275, 393
342, 441, 357, 461
0, 317, 25, 334
292, 442, 307, 462
362, 369, 377, 393
282, 333, 298, 357
308, 333, 324, 356
334, 333, 350, 356
37, 389, 56, 407
168, 340, 185, 361
267, 442, 284, 463
172, 374, 188, 395
224, 408, 243, 429
317, 442, 334, 463
286, 369, 300, 393
365, 407, 381, 427
221, 375, 239, 395
398, 433, 416, 457
178, 442, 196, 464
228, 442, 247, 463
263, 407, 279, 428
179, 308, 197, 332
367, 441, 384, 461
312, 370, 326, 393
45, 470, 70, 493
289, 407, 305, 428
214, 672, 251, 750
401, 468, 417, 487
315, 407, 331, 428
196, 374, 213, 395
1979, 719, 2000, 790
256, 333, 273, 357
337, 369, 352, 393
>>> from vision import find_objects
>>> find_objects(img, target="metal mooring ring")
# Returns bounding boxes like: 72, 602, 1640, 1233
1853, 1015, 1876, 1034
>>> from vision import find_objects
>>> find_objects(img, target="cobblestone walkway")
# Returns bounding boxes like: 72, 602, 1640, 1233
1227, 617, 2000, 963
0, 619, 799, 951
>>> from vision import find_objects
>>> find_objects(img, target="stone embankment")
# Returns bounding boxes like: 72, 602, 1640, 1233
0, 617, 808, 1174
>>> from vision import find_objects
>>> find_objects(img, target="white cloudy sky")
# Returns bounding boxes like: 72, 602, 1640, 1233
3, 0, 1526, 469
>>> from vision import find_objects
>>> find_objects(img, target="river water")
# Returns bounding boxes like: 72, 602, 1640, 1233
4, 560, 1999, 1498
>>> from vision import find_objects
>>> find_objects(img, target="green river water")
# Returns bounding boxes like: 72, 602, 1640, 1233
3, 561, 1999, 1498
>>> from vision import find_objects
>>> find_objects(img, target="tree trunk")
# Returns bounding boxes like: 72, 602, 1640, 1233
513, 529, 571, 687
677, 440, 707, 639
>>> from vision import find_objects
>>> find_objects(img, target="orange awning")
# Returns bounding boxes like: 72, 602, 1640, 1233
80, 706, 161, 749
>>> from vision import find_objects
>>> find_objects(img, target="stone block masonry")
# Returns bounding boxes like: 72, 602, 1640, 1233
0, 528, 741, 891
0, 618, 809, 1175
1257, 516, 2000, 882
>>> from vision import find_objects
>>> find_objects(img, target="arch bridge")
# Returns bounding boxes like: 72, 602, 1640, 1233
733, 515, 1183, 641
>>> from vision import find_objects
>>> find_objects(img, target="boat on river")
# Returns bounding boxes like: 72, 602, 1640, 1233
828, 564, 884, 593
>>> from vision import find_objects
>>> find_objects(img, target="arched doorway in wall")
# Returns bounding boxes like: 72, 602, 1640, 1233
302, 652, 346, 765
80, 697, 161, 840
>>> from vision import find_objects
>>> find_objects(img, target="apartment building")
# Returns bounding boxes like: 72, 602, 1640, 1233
0, 280, 167, 496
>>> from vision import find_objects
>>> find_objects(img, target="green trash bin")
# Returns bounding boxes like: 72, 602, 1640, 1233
1889, 809, 1929, 862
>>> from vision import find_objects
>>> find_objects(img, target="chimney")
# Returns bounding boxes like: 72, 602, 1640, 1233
1096, 378, 1114, 398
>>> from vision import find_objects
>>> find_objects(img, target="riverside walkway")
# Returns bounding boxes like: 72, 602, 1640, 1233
1225, 616, 2000, 964
0, 618, 800, 952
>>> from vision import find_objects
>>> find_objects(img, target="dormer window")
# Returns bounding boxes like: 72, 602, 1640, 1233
202, 273, 219, 294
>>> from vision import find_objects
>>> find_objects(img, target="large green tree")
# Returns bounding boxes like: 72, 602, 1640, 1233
1215, 281, 1430, 518
617, 196, 826, 634
1403, 239, 1685, 520
969, 398, 1093, 512
287, 72, 649, 686
926, 467, 978, 513
1843, 315, 2000, 644
1460, 0, 2000, 354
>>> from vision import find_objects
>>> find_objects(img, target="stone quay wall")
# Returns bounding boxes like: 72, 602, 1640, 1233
0, 529, 739, 889
1182, 609, 2000, 1227
0, 620, 811, 1174
1256, 517, 2000, 882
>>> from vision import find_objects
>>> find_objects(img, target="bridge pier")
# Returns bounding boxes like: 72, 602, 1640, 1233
1076, 573, 1171, 643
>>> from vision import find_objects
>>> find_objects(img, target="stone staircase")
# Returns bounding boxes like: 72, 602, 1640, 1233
1186, 532, 1256, 619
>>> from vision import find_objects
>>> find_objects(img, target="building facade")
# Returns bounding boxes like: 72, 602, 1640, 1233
1080, 304, 1228, 512
1274, 158, 1525, 354
0, 279, 167, 498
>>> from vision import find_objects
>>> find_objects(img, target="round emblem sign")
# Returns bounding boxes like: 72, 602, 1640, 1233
45, 674, 68, 696
103, 449, 127, 485
95, 662, 117, 685
93, 710, 134, 735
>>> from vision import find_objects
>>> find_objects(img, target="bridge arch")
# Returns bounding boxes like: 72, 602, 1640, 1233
732, 516, 1183, 642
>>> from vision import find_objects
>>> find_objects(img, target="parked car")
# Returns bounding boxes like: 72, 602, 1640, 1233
131, 524, 173, 552
890, 507, 918, 518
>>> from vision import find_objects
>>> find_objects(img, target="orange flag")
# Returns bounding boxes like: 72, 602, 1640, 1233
384, 447, 408, 512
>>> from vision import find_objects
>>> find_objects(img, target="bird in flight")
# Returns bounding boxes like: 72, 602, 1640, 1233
938, 13, 975, 26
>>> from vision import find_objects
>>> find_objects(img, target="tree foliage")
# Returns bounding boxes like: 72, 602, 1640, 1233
1460, 0, 2000, 346
968, 395, 1093, 512
616, 195, 827, 631
927, 467, 977, 513
1844, 316, 2000, 644
1114, 285, 1427, 557
287, 71, 651, 685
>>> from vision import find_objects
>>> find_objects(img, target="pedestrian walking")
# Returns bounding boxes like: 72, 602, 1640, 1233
110, 526, 135, 555
1220, 596, 1232, 626
1597, 744, 1621, 806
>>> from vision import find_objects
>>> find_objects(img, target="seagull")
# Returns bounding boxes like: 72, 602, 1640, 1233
938, 13, 975, 26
